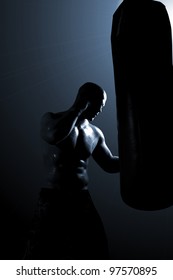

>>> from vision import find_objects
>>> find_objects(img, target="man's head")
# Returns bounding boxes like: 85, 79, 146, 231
77, 82, 107, 121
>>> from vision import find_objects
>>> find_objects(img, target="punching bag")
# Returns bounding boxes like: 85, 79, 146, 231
111, 0, 173, 210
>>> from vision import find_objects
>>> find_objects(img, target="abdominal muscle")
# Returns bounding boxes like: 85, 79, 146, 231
47, 159, 89, 191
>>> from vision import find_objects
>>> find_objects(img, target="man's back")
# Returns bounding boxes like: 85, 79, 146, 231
41, 112, 103, 190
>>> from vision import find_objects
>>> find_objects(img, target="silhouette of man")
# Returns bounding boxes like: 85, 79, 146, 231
25, 82, 119, 260
111, 0, 173, 210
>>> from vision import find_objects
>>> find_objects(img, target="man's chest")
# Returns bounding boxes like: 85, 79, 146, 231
58, 126, 98, 156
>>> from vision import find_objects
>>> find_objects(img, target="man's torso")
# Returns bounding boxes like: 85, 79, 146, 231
44, 120, 100, 190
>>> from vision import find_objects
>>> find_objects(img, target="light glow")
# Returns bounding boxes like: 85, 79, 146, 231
162, 0, 173, 61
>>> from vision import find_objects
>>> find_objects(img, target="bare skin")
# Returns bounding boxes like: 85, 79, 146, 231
41, 83, 119, 191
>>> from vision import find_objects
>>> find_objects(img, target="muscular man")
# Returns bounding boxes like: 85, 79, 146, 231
41, 82, 119, 190
111, 0, 173, 210
25, 82, 119, 260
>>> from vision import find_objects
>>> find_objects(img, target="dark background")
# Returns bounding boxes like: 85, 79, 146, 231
0, 0, 173, 259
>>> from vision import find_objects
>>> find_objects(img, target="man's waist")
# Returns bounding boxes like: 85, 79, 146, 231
58, 159, 87, 170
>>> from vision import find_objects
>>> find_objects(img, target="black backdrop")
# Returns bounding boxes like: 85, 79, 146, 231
0, 0, 173, 259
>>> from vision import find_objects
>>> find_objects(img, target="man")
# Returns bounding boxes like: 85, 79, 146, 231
41, 82, 119, 190
25, 82, 119, 260
111, 0, 173, 210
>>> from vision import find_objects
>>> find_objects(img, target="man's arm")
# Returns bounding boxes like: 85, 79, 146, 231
40, 95, 90, 145
92, 128, 120, 173
40, 109, 79, 145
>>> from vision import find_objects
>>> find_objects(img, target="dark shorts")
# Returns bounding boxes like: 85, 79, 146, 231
24, 187, 109, 260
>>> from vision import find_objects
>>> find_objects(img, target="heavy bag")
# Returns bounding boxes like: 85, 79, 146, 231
111, 0, 173, 210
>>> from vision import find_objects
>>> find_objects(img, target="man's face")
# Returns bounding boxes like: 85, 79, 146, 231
86, 92, 107, 121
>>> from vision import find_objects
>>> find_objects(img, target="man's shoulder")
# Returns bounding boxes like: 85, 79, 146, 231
89, 123, 104, 139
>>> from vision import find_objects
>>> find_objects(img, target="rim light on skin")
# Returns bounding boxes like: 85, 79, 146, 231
90, 90, 107, 121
